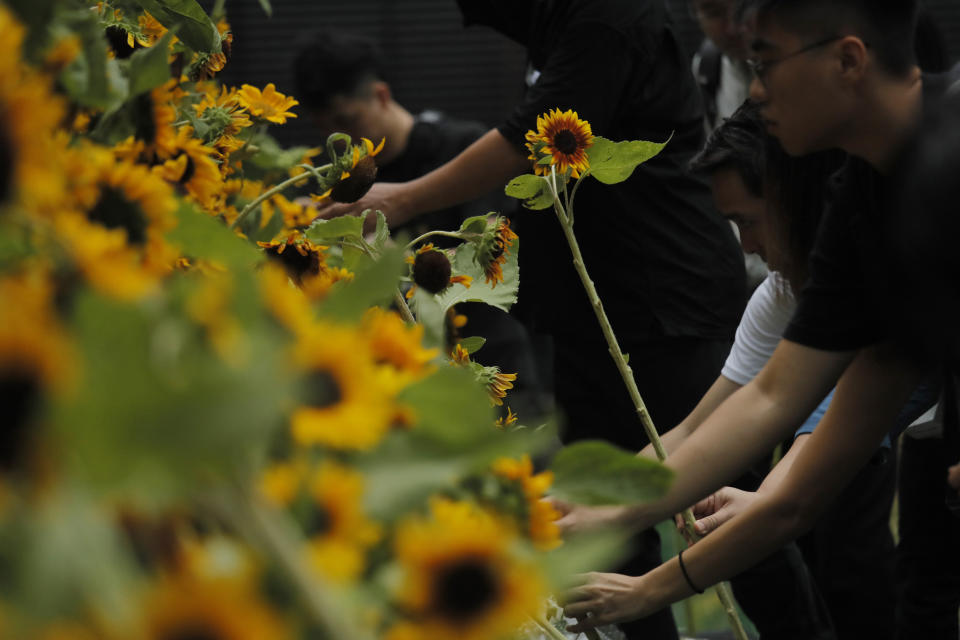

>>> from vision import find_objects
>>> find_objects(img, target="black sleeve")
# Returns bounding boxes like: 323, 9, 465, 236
497, 22, 647, 149
783, 201, 883, 351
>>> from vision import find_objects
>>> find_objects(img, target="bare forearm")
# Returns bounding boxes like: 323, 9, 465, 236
637, 376, 742, 460
394, 129, 529, 224
758, 433, 810, 494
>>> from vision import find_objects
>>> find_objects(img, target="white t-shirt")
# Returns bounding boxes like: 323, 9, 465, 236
722, 273, 795, 385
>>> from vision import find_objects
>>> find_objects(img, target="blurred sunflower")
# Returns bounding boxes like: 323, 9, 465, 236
236, 83, 298, 124
0, 9, 67, 213
142, 574, 287, 640
328, 137, 384, 203
290, 325, 398, 450
526, 108, 593, 178
262, 194, 314, 231
153, 127, 224, 211
130, 80, 180, 160
391, 498, 547, 640
492, 455, 562, 550
405, 244, 472, 299
257, 232, 327, 286
475, 217, 518, 288
126, 10, 169, 48
258, 263, 315, 335
0, 270, 74, 474
299, 265, 354, 302
361, 307, 438, 379
186, 272, 247, 366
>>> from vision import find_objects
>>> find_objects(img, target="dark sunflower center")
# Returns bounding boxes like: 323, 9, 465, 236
105, 25, 138, 59
303, 370, 342, 409
433, 558, 500, 621
0, 121, 13, 205
162, 625, 222, 640
178, 153, 196, 185
133, 93, 157, 146
0, 368, 41, 472
306, 504, 333, 537
87, 186, 149, 246
330, 156, 378, 204
267, 245, 321, 283
412, 250, 452, 294
553, 129, 578, 156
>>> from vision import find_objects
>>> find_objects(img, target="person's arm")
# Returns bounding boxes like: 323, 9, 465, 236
317, 129, 530, 227
563, 342, 920, 631
638, 375, 742, 460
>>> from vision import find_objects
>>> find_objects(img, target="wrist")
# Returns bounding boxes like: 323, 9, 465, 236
613, 503, 652, 531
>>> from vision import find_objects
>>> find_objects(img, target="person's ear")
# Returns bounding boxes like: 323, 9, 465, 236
372, 80, 392, 108
837, 35, 869, 83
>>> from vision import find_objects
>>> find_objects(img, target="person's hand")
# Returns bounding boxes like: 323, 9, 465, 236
674, 486, 757, 538
313, 182, 412, 228
549, 497, 628, 536
562, 572, 651, 633
948, 461, 960, 497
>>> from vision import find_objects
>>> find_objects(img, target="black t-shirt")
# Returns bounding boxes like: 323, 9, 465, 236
380, 112, 511, 243
459, 0, 746, 341
784, 71, 959, 351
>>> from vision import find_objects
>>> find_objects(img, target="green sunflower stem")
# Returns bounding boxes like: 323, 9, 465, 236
531, 613, 569, 640
404, 229, 480, 251
230, 163, 332, 230
394, 289, 417, 326
551, 191, 749, 640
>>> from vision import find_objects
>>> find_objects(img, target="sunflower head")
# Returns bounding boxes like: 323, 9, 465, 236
257, 233, 327, 285
392, 498, 548, 640
526, 108, 594, 179
473, 216, 518, 288
236, 83, 298, 124
491, 455, 562, 550
411, 244, 452, 294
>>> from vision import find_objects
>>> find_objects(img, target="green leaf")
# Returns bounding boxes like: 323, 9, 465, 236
133, 0, 221, 53
256, 0, 273, 16
458, 214, 489, 235
435, 239, 519, 313
505, 174, 554, 211
458, 336, 486, 355
586, 135, 670, 185
320, 245, 404, 322
127, 32, 174, 96
543, 530, 631, 590
305, 213, 366, 244
550, 441, 673, 505
60, 11, 128, 110
167, 202, 260, 269
372, 210, 390, 253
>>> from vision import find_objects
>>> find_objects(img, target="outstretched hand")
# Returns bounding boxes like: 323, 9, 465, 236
312, 182, 412, 228
674, 486, 757, 539
548, 497, 628, 536
561, 572, 650, 633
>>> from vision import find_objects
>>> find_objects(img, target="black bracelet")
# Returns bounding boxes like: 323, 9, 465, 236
677, 549, 704, 594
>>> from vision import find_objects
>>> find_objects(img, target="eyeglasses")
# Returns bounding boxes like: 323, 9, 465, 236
746, 35, 844, 86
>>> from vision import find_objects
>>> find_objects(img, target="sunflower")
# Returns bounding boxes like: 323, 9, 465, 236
526, 108, 593, 178
262, 193, 314, 231
58, 147, 179, 298
328, 137, 385, 203
42, 34, 81, 73
258, 263, 315, 335
142, 574, 287, 640
130, 80, 180, 161
0, 270, 74, 474
0, 9, 67, 213
299, 265, 354, 301
392, 498, 548, 640
405, 244, 472, 299
361, 307, 438, 378
257, 232, 327, 286
476, 217, 518, 288
487, 370, 517, 407
290, 324, 398, 450
186, 272, 247, 366
236, 83, 298, 124
126, 10, 169, 49
492, 455, 562, 550
192, 85, 252, 155
155, 127, 225, 211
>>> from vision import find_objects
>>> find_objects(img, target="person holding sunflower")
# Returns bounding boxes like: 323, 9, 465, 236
317, 1, 753, 637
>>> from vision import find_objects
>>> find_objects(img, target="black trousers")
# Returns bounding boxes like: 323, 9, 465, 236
895, 435, 960, 640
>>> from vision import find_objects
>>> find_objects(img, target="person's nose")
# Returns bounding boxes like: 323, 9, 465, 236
749, 74, 767, 104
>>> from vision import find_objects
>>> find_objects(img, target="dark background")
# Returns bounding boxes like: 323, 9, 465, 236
215, 0, 960, 149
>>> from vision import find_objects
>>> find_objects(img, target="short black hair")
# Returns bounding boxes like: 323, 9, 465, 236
736, 0, 919, 77
689, 101, 767, 197
293, 30, 385, 111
